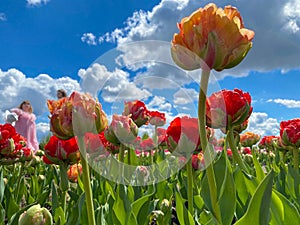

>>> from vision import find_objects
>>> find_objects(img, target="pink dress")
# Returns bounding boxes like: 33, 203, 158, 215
11, 108, 39, 152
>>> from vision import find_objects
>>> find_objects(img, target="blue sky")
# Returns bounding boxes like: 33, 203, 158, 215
1, 0, 300, 141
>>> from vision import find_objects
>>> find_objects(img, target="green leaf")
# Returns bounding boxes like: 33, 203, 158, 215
201, 151, 236, 225
6, 193, 19, 219
53, 206, 66, 224
234, 169, 251, 218
0, 204, 4, 225
66, 192, 85, 225
270, 189, 300, 225
252, 150, 266, 181
131, 189, 154, 225
51, 181, 59, 216
0, 170, 4, 203
112, 185, 131, 225
175, 191, 195, 225
194, 195, 204, 210
234, 170, 274, 225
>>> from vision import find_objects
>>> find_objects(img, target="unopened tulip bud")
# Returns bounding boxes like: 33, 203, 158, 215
18, 204, 53, 225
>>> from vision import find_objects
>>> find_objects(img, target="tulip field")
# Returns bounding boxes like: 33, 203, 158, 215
1, 2, 300, 225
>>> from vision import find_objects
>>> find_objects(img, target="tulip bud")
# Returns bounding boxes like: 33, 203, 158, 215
18, 204, 53, 225
104, 115, 138, 146
123, 100, 150, 127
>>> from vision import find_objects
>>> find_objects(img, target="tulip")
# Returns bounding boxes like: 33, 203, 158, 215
206, 89, 252, 132
18, 204, 53, 225
171, 3, 254, 71
149, 111, 166, 127
280, 119, 300, 148
258, 135, 278, 150
240, 131, 261, 147
43, 135, 80, 165
67, 163, 82, 183
104, 114, 138, 146
280, 118, 300, 172
123, 100, 150, 127
170, 3, 254, 220
192, 153, 204, 170
48, 91, 108, 140
166, 116, 201, 155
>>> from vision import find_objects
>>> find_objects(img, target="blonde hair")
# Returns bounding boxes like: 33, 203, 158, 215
18, 100, 33, 113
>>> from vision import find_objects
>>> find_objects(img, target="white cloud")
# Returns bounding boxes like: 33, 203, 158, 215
0, 13, 6, 21
267, 98, 300, 108
36, 122, 50, 142
26, 0, 50, 6
0, 68, 80, 116
78, 63, 151, 102
282, 0, 300, 33
81, 33, 97, 46
247, 112, 280, 137
88, 0, 300, 77
147, 96, 172, 111
173, 88, 198, 105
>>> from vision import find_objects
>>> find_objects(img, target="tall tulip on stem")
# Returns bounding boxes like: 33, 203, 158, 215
171, 3, 254, 222
48, 91, 108, 225
206, 89, 253, 172
280, 119, 300, 173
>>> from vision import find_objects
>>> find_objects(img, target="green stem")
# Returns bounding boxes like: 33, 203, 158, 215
15, 163, 24, 202
293, 148, 299, 174
198, 69, 222, 224
59, 163, 69, 215
77, 136, 96, 225
118, 144, 125, 183
227, 127, 249, 173
186, 158, 194, 215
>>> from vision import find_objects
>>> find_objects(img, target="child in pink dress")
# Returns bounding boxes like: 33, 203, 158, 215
11, 100, 39, 152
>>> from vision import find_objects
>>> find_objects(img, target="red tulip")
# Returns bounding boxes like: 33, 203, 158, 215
149, 111, 166, 127
0, 123, 32, 161
280, 118, 300, 147
171, 3, 254, 71
43, 135, 80, 165
123, 100, 150, 127
166, 116, 201, 154
192, 153, 204, 170
206, 89, 252, 132
258, 136, 278, 149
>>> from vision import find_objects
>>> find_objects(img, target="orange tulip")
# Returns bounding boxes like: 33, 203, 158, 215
48, 91, 108, 139
240, 131, 261, 147
171, 3, 254, 71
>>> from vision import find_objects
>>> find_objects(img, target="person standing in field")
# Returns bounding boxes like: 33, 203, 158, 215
11, 100, 39, 152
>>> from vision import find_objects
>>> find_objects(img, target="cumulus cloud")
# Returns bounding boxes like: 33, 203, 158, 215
26, 0, 50, 6
78, 63, 151, 102
81, 33, 97, 46
0, 68, 81, 141
173, 88, 198, 105
247, 112, 280, 137
88, 0, 300, 78
0, 68, 80, 116
36, 122, 50, 141
267, 98, 300, 108
147, 96, 172, 111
